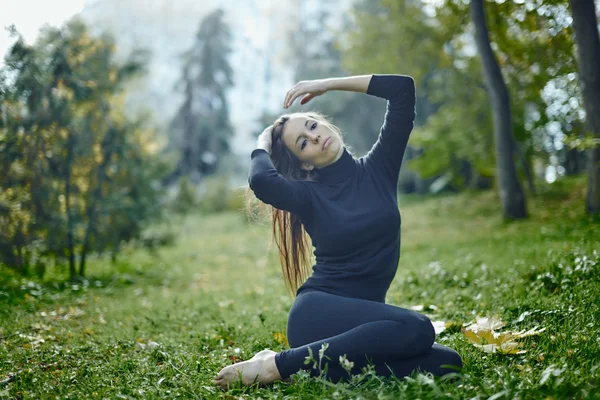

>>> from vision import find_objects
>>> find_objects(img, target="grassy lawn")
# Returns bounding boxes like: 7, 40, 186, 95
1, 178, 599, 399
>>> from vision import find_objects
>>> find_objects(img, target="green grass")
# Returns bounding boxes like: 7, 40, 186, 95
1, 177, 599, 399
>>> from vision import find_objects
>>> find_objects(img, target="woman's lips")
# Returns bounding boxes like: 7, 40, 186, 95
322, 137, 331, 150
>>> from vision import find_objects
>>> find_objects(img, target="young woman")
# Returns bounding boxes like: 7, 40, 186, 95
213, 74, 462, 390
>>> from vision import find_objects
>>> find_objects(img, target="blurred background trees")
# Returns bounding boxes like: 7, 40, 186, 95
165, 9, 234, 185
471, 0, 527, 218
1, 0, 598, 278
0, 20, 166, 280
567, 0, 600, 214
343, 0, 597, 214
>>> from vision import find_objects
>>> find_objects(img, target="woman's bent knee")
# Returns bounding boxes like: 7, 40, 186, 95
414, 313, 436, 351
396, 313, 436, 356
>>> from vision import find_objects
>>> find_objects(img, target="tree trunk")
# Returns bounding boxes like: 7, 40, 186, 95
65, 132, 76, 281
471, 0, 527, 219
514, 139, 536, 195
80, 108, 115, 277
568, 0, 600, 214
79, 135, 113, 278
565, 147, 585, 175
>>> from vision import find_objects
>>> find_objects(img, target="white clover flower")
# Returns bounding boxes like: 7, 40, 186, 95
338, 354, 354, 373
319, 342, 329, 360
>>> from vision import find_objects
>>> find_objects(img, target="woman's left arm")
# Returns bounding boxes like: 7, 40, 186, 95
362, 74, 416, 186
284, 74, 416, 186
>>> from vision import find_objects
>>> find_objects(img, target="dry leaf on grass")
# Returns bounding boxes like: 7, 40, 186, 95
39, 307, 85, 320
410, 304, 439, 312
466, 316, 506, 332
31, 323, 52, 332
228, 355, 243, 363
511, 327, 547, 339
462, 315, 546, 354
135, 339, 161, 351
273, 331, 288, 346
431, 320, 462, 334
432, 320, 448, 334
19, 333, 56, 348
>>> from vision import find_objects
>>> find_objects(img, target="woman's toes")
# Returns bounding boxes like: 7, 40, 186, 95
212, 350, 280, 389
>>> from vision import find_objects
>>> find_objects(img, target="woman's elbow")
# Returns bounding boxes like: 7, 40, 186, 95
248, 173, 271, 199
399, 75, 415, 96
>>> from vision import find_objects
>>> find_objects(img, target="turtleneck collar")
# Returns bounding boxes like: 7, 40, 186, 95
315, 147, 357, 183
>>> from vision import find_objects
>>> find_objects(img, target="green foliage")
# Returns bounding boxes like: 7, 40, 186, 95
227, 186, 248, 215
0, 179, 598, 398
170, 175, 246, 215
171, 176, 200, 214
342, 0, 581, 190
526, 249, 599, 294
197, 175, 233, 214
0, 19, 166, 280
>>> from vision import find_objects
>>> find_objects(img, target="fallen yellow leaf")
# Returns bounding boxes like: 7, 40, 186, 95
512, 326, 546, 339
465, 316, 505, 332
273, 331, 288, 346
462, 316, 545, 355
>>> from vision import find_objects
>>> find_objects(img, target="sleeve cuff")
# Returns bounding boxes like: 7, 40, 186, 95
251, 148, 270, 158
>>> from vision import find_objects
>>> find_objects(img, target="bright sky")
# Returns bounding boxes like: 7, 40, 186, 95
0, 0, 86, 64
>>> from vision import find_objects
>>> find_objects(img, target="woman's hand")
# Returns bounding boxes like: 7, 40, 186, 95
256, 125, 273, 153
284, 79, 330, 109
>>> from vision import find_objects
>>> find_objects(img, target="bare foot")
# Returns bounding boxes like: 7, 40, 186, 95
213, 349, 283, 390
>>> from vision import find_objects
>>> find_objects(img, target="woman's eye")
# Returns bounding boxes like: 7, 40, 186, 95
301, 140, 307, 150
311, 122, 317, 130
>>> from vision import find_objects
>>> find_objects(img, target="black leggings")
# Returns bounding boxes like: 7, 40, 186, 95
274, 290, 462, 383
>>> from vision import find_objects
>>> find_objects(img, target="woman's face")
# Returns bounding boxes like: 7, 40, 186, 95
281, 115, 343, 170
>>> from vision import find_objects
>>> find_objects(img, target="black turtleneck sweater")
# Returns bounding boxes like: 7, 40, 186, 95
248, 74, 416, 303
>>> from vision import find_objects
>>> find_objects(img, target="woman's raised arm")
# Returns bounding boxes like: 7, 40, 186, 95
284, 74, 416, 186
363, 74, 416, 186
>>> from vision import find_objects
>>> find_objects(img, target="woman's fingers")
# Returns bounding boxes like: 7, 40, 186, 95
285, 81, 310, 108
284, 86, 297, 109
284, 79, 328, 108
286, 93, 295, 108
285, 90, 297, 108
287, 90, 307, 108
300, 93, 314, 105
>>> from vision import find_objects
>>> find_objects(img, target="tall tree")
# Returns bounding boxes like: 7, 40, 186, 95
344, 0, 581, 196
568, 0, 600, 214
344, 0, 494, 191
0, 20, 163, 280
168, 8, 234, 184
471, 0, 527, 219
